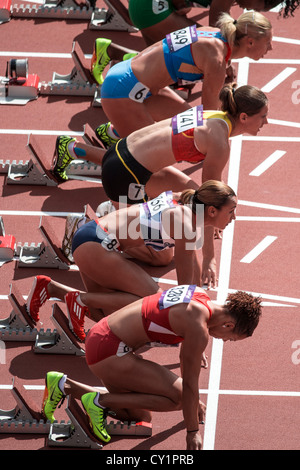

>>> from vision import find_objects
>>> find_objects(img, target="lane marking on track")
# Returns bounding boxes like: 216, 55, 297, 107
1, 384, 300, 398
203, 125, 244, 451
249, 150, 286, 177
267, 118, 300, 128
1, 289, 299, 306
238, 200, 300, 214
240, 236, 278, 264
261, 67, 297, 93
237, 216, 300, 222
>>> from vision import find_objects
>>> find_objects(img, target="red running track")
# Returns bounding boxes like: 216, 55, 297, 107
0, 1, 299, 452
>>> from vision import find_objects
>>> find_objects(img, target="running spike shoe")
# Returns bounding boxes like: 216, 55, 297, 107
65, 291, 88, 342
42, 371, 66, 423
26, 275, 51, 323
94, 122, 119, 149
91, 38, 112, 85
52, 136, 76, 183
81, 392, 111, 443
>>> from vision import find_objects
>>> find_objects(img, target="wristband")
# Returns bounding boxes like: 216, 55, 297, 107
187, 429, 199, 433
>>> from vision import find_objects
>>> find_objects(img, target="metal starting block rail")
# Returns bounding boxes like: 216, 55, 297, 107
0, 0, 138, 31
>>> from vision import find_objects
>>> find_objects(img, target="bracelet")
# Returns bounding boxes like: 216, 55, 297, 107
187, 429, 199, 433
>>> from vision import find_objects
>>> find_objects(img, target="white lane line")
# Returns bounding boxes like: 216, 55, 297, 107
2, 287, 299, 306
261, 68, 297, 93
1, 384, 300, 398
249, 150, 286, 177
0, 51, 92, 59
0, 211, 83, 216
237, 216, 300, 222
204, 136, 243, 447
238, 200, 300, 214
0, 129, 83, 136
272, 36, 300, 45
242, 136, 300, 142
268, 118, 300, 128
203, 131, 243, 451
240, 236, 277, 264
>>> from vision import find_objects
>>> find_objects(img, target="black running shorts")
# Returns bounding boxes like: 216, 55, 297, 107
101, 138, 152, 204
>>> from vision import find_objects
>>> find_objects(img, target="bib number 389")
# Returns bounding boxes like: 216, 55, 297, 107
159, 285, 196, 310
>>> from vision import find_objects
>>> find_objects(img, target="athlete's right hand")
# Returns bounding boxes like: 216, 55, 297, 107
186, 431, 203, 450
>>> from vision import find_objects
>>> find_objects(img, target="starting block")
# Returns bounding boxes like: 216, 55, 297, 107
0, 283, 41, 342
0, 58, 40, 105
0, 377, 72, 435
1, 42, 102, 106
48, 395, 152, 449
0, 377, 52, 434
0, 282, 86, 355
6, 132, 102, 185
0, 0, 138, 31
0, 216, 15, 266
16, 205, 96, 269
17, 216, 72, 269
34, 303, 85, 355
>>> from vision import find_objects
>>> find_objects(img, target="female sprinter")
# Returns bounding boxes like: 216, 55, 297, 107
90, 11, 272, 139
52, 84, 267, 286
41, 286, 262, 449
26, 180, 237, 341
52, 84, 268, 201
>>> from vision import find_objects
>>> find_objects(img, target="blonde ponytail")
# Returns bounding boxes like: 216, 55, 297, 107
217, 11, 272, 49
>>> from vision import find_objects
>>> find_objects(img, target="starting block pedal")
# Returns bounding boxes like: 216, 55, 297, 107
17, 216, 71, 269
0, 281, 85, 355
0, 283, 40, 342
48, 394, 152, 449
0, 0, 137, 31
0, 377, 51, 434
90, 0, 138, 32
34, 303, 85, 356
39, 41, 100, 103
7, 134, 58, 185
48, 395, 102, 449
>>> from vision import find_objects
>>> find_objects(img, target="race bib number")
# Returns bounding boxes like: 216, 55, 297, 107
143, 191, 174, 218
96, 224, 120, 252
116, 342, 133, 357
128, 183, 147, 201
166, 25, 198, 53
129, 82, 150, 103
159, 285, 196, 310
152, 0, 169, 14
172, 106, 203, 135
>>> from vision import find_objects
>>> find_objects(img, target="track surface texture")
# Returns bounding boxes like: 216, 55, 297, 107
0, 0, 299, 453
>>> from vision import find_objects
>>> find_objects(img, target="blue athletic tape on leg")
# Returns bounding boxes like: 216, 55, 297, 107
74, 147, 86, 157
